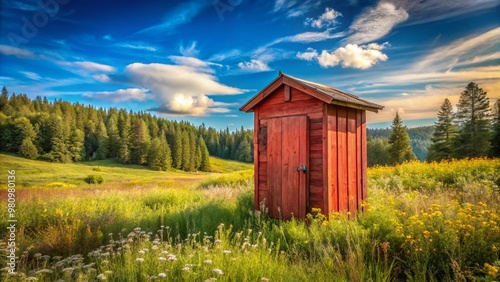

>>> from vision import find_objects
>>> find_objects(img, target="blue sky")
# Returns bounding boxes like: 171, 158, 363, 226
0, 0, 499, 130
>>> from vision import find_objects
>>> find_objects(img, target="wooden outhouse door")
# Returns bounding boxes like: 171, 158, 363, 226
266, 115, 308, 219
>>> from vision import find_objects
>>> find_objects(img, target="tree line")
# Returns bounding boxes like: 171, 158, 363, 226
367, 82, 500, 166
0, 87, 254, 171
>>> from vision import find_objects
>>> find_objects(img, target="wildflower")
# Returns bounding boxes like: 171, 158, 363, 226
261, 278, 269, 282
182, 267, 190, 271
138, 250, 146, 255
97, 274, 107, 281
484, 263, 499, 278
223, 250, 231, 254
492, 245, 498, 252
204, 260, 213, 264
167, 254, 177, 261
136, 258, 145, 263
158, 257, 167, 261
158, 273, 167, 278
35, 269, 53, 275
213, 269, 224, 275
215, 239, 222, 244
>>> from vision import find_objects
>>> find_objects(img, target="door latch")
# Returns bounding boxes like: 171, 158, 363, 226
297, 165, 307, 171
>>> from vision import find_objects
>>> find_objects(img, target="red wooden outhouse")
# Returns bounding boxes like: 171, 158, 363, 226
240, 72, 384, 219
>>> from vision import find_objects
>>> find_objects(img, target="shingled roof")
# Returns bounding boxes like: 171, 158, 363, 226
240, 72, 384, 113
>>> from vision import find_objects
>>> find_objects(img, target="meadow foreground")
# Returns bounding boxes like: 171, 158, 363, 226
1, 156, 499, 281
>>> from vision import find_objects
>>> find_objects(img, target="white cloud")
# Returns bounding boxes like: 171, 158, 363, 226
401, 0, 499, 26
296, 48, 319, 61
83, 88, 150, 102
117, 42, 157, 52
345, 2, 408, 44
273, 0, 320, 18
305, 8, 342, 29
20, 71, 41, 80
238, 60, 272, 72
280, 29, 346, 43
179, 41, 199, 57
209, 49, 242, 61
138, 1, 211, 34
60, 61, 116, 73
92, 74, 111, 82
0, 45, 34, 58
413, 27, 500, 72
123, 60, 243, 116
297, 43, 389, 69
169, 56, 214, 69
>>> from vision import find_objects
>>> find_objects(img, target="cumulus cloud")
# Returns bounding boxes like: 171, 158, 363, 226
121, 59, 243, 116
83, 88, 150, 102
296, 48, 319, 61
344, 2, 408, 44
297, 43, 389, 69
238, 60, 272, 72
0, 45, 34, 58
305, 7, 342, 29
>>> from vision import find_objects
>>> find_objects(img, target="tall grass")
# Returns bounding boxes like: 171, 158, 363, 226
1, 158, 500, 281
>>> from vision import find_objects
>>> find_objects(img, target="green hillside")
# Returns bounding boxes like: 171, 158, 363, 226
0, 153, 252, 187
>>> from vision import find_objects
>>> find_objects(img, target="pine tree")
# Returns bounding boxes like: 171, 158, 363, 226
95, 121, 109, 159
427, 98, 456, 161
147, 137, 163, 171
198, 135, 210, 171
453, 82, 492, 158
68, 127, 85, 161
367, 138, 390, 166
0, 86, 8, 112
116, 111, 131, 164
388, 112, 417, 165
237, 137, 252, 162
159, 135, 172, 171
491, 100, 500, 157
48, 115, 71, 163
130, 117, 150, 165
181, 131, 191, 171
19, 137, 38, 159
171, 127, 183, 169
3, 116, 36, 152
106, 114, 119, 158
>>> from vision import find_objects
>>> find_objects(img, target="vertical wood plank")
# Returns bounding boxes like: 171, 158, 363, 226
356, 110, 362, 212
284, 85, 291, 102
322, 104, 329, 215
328, 105, 338, 213
337, 107, 348, 212
347, 108, 357, 216
281, 116, 298, 219
254, 109, 260, 210
361, 111, 368, 209
299, 115, 308, 218
267, 118, 282, 218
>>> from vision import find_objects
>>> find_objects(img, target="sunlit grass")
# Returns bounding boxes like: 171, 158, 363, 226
1, 157, 499, 281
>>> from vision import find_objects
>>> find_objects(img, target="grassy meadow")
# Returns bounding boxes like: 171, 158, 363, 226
1, 154, 500, 281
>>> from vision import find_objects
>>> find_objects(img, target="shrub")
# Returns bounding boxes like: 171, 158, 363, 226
84, 174, 105, 184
